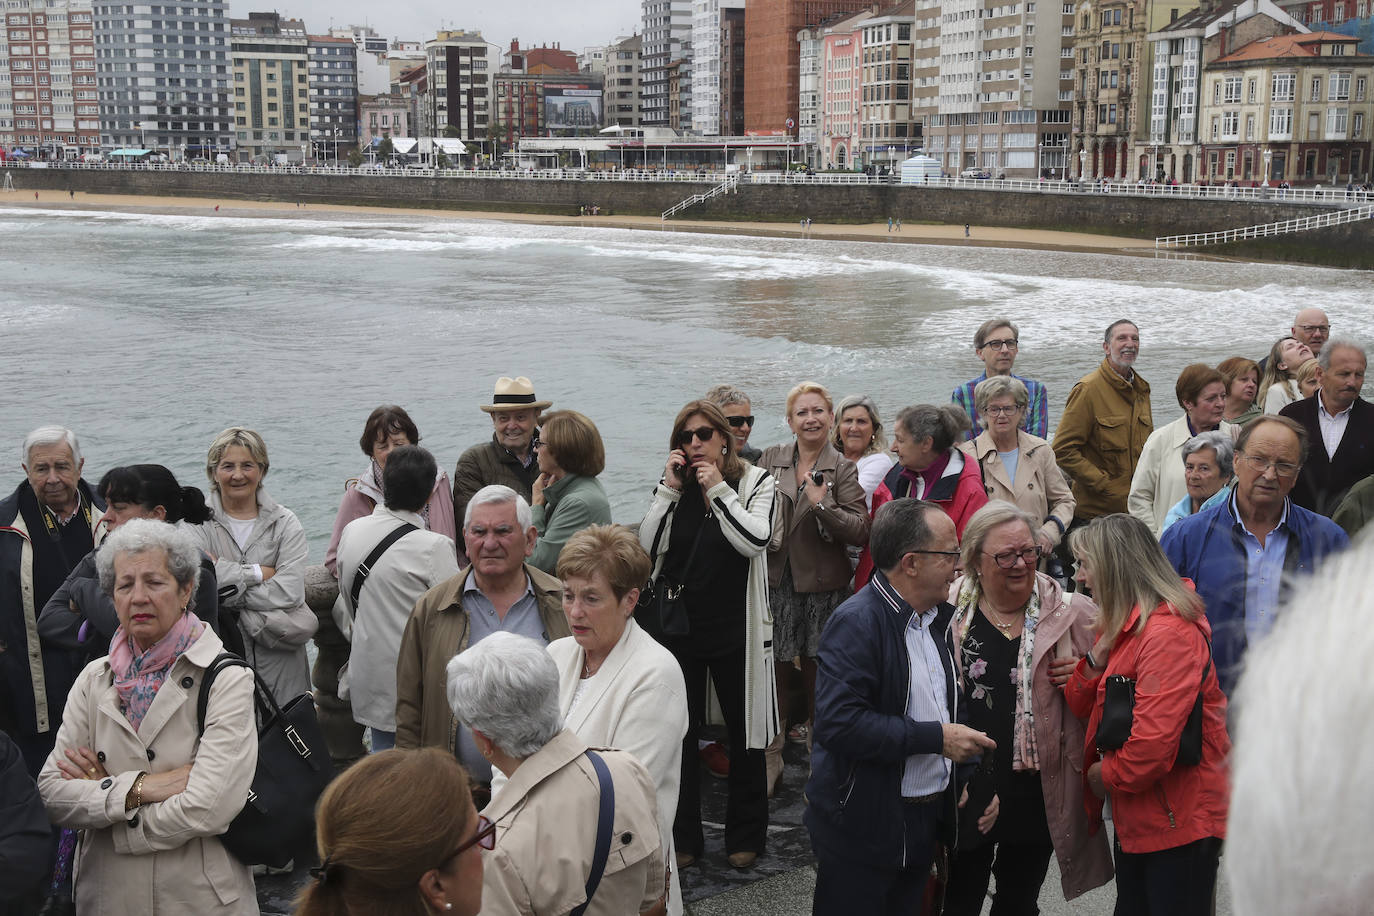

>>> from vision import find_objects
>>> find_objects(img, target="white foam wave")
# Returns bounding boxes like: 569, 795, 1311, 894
274, 234, 538, 253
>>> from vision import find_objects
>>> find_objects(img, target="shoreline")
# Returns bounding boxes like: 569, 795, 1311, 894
2, 190, 1173, 259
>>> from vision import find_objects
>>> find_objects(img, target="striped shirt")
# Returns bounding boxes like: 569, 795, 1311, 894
952, 372, 1049, 440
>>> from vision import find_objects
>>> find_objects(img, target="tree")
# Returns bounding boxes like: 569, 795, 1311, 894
377, 137, 394, 163
436, 150, 451, 169
347, 148, 364, 168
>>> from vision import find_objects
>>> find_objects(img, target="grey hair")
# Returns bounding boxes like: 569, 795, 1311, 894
96, 518, 202, 609
831, 394, 890, 455
959, 500, 1040, 577
1317, 336, 1367, 370
445, 631, 563, 759
973, 318, 1018, 349
895, 404, 972, 454
1104, 319, 1138, 343
22, 426, 82, 466
871, 498, 941, 572
973, 376, 1029, 428
704, 384, 752, 409
1181, 431, 1235, 479
463, 484, 532, 530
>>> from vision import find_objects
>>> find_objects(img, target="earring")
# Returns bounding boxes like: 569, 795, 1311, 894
721, 446, 727, 454
445, 905, 453, 911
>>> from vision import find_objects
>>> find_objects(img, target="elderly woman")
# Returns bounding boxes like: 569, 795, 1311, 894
447, 631, 667, 916
831, 395, 894, 509
1260, 336, 1316, 414
959, 377, 1074, 555
1128, 365, 1239, 536
942, 502, 1112, 915
761, 382, 869, 756
296, 748, 485, 916
37, 519, 258, 916
192, 426, 317, 704
642, 402, 775, 874
325, 405, 458, 576
1218, 357, 1262, 426
1066, 515, 1229, 916
1160, 432, 1235, 534
529, 409, 613, 574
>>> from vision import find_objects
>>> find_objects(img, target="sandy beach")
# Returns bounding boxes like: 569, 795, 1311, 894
4, 190, 1163, 257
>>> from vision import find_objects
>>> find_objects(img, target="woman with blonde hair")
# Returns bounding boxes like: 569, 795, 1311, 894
296, 748, 485, 916
1217, 357, 1261, 426
528, 409, 613, 574
1260, 336, 1315, 413
829, 395, 893, 509
1064, 515, 1229, 916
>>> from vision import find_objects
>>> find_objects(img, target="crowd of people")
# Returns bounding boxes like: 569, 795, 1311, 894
2, 305, 1371, 916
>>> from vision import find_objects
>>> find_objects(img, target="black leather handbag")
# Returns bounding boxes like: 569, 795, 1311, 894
1096, 637, 1212, 766
196, 653, 333, 867
636, 513, 706, 641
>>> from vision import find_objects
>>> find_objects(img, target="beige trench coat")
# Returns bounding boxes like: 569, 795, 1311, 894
37, 625, 259, 916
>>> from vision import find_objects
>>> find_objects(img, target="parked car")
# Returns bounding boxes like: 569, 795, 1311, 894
959, 167, 992, 179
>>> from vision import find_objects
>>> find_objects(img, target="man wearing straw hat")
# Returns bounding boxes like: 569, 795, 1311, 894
452, 377, 552, 525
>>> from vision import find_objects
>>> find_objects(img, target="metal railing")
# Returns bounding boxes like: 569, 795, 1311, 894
661, 175, 739, 220
1154, 204, 1374, 248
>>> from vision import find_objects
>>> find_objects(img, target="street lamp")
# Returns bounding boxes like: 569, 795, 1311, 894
1262, 148, 1272, 187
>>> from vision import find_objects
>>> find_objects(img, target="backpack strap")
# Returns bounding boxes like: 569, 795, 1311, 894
348, 522, 419, 613
570, 750, 615, 916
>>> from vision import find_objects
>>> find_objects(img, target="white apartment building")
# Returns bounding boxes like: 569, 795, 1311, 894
642, 0, 691, 126
799, 26, 824, 161
691, 0, 743, 133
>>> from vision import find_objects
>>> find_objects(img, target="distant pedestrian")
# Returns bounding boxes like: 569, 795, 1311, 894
33, 192, 37, 200
964, 223, 970, 238
887, 217, 893, 233
68, 189, 74, 200
895, 218, 901, 232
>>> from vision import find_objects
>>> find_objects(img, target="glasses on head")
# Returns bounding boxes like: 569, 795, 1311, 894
1296, 324, 1330, 333
1238, 454, 1301, 479
447, 815, 497, 860
676, 426, 717, 446
981, 338, 1019, 351
983, 405, 1023, 417
726, 415, 755, 428
986, 546, 1041, 569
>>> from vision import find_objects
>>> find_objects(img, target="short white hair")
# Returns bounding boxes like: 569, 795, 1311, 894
445, 631, 562, 759
96, 518, 202, 609
22, 426, 82, 466
1225, 535, 1373, 915
463, 484, 532, 531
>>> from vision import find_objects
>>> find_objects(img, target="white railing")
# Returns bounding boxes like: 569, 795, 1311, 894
661, 175, 739, 220
1155, 204, 1374, 248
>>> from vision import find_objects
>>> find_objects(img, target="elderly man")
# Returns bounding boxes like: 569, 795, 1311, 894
705, 384, 762, 462
1258, 308, 1332, 373
807, 499, 996, 916
452, 376, 550, 525
337, 446, 461, 753
951, 318, 1049, 439
1279, 337, 1373, 517
1162, 416, 1347, 695
395, 485, 568, 797
0, 427, 105, 776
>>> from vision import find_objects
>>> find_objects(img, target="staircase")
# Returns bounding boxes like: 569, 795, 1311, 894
1155, 204, 1374, 248
662, 175, 739, 221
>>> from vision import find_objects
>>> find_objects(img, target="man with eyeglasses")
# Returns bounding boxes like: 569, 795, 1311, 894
807, 499, 996, 915
1257, 308, 1332, 374
1280, 337, 1373, 517
1162, 416, 1347, 695
951, 319, 1049, 440
705, 384, 762, 462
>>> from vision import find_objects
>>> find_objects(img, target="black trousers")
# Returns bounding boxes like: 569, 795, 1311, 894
1113, 836, 1222, 916
812, 800, 941, 916
944, 836, 1056, 916
668, 641, 768, 857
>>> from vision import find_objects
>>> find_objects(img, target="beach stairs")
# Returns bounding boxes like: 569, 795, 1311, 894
662, 175, 739, 221
1155, 204, 1374, 249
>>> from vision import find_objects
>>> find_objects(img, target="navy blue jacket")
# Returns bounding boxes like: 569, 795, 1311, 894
1161, 495, 1347, 695
805, 570, 967, 868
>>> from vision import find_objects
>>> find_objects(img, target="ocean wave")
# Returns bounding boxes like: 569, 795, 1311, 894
274, 234, 539, 253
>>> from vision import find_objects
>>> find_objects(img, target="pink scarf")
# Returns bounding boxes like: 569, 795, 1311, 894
110, 612, 204, 732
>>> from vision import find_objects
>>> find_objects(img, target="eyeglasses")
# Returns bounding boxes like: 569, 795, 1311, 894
529, 434, 542, 451
447, 815, 497, 859
1238, 454, 1301, 479
986, 546, 1041, 569
1295, 324, 1330, 334
906, 548, 961, 562
726, 415, 755, 428
981, 338, 1019, 350
676, 426, 717, 446
983, 405, 1022, 416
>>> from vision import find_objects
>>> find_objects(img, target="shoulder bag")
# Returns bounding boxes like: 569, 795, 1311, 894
1095, 634, 1212, 767
635, 504, 706, 641
570, 750, 615, 916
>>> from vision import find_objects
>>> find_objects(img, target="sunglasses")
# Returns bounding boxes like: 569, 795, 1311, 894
447, 815, 497, 859
676, 426, 717, 446
726, 415, 754, 428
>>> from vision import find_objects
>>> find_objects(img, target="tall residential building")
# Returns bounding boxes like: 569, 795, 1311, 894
308, 35, 357, 160
230, 12, 309, 162
93, 1, 231, 157
329, 24, 391, 94
744, 0, 873, 132
818, 9, 870, 167
798, 26, 826, 162
425, 29, 494, 146
691, 0, 743, 133
603, 34, 643, 126
1, 0, 100, 158
859, 1, 919, 166
721, 7, 746, 134
642, 0, 691, 126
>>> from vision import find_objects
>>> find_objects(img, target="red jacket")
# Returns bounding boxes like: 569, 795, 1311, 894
854, 451, 987, 590
1064, 592, 1230, 854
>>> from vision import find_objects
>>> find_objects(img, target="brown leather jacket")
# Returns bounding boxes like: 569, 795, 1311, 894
761, 441, 870, 593
394, 564, 568, 751
1051, 358, 1153, 520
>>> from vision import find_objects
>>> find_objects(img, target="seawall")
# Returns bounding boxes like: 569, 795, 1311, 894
5, 165, 1371, 269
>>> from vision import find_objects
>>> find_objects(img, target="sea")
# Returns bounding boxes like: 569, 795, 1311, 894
3, 204, 1370, 557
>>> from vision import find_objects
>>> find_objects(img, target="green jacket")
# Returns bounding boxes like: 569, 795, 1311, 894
530, 474, 612, 574
1052, 358, 1153, 520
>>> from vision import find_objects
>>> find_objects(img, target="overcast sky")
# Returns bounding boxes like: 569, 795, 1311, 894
230, 0, 643, 53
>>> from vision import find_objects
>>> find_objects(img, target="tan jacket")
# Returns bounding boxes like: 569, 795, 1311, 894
482, 729, 665, 916
37, 625, 259, 916
761, 441, 870, 593
961, 430, 1076, 547
1052, 359, 1153, 520
394, 564, 568, 751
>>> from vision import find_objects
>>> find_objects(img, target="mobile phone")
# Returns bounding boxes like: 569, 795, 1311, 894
810, 470, 825, 486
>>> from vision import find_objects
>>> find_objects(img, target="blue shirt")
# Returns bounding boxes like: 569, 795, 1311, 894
902, 605, 952, 797
1229, 489, 1289, 643
952, 372, 1049, 440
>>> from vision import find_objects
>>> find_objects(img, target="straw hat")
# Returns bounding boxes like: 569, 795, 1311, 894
480, 376, 552, 413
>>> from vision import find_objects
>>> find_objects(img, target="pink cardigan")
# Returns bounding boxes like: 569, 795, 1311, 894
324, 472, 459, 576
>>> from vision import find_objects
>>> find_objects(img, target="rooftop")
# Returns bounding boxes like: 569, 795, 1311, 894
1214, 29, 1367, 61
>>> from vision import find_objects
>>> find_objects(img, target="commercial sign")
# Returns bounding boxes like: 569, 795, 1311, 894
544, 85, 602, 129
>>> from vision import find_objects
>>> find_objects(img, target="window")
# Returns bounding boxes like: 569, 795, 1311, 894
1223, 75, 1241, 102
1329, 72, 1350, 101
1245, 113, 1255, 140
1357, 76, 1367, 101
1247, 78, 1256, 102
1269, 105, 1291, 138
1222, 110, 1238, 137
1272, 72, 1294, 101
1310, 76, 1321, 101
1328, 106, 1348, 135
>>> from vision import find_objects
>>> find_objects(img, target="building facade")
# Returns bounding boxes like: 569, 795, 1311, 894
744, 0, 874, 133
493, 71, 604, 144
425, 29, 494, 146
819, 11, 868, 167
642, 0, 692, 126
721, 7, 746, 135
602, 34, 642, 126
308, 34, 357, 160
358, 91, 410, 146
230, 12, 308, 162
691, 0, 744, 133
1, 0, 100, 158
859, 1, 921, 167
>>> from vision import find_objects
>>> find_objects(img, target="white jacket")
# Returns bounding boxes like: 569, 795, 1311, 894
336, 505, 460, 731
192, 489, 317, 703
1128, 415, 1240, 536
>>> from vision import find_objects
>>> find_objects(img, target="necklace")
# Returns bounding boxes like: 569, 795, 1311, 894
582, 657, 598, 679
983, 604, 1024, 636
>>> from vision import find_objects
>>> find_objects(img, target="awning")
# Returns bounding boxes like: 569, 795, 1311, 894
389, 137, 417, 154
109, 149, 152, 157
433, 137, 466, 155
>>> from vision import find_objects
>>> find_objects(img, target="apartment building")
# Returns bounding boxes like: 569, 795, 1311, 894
308, 34, 357, 160
798, 26, 824, 160
745, 0, 874, 132
493, 71, 603, 143
601, 33, 642, 127
425, 29, 494, 146
691, 0, 743, 133
819, 9, 869, 166
642, 0, 691, 126
1, 0, 100, 158
859, 1, 920, 167
721, 7, 746, 134
358, 91, 410, 146
230, 12, 309, 162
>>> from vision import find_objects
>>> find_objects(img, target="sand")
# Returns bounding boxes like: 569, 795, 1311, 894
4, 190, 1163, 257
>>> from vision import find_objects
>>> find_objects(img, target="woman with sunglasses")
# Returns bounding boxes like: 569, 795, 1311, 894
446, 632, 668, 916
296, 747, 486, 915
641, 401, 776, 873
942, 502, 1111, 915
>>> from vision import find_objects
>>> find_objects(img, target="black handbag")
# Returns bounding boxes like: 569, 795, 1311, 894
635, 510, 707, 641
196, 653, 333, 867
1095, 636, 1213, 766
